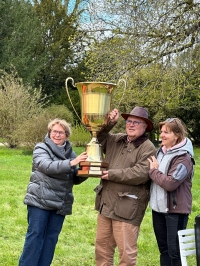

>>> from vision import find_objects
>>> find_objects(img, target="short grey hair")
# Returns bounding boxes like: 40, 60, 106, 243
48, 118, 72, 137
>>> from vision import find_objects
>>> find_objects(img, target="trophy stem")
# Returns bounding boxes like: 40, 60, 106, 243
86, 137, 102, 162
91, 131, 97, 139
90, 136, 98, 143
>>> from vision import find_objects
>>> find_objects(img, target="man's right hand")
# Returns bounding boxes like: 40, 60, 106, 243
109, 108, 119, 123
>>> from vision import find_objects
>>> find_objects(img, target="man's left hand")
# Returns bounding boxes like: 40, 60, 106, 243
101, 170, 109, 180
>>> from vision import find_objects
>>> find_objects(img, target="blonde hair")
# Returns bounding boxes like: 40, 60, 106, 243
159, 118, 187, 144
48, 118, 71, 137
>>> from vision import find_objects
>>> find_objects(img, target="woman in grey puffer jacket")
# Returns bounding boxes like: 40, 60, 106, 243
19, 118, 88, 266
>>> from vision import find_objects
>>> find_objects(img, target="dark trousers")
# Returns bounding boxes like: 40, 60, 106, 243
152, 210, 188, 266
19, 206, 65, 266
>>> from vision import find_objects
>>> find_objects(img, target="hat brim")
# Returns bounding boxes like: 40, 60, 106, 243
121, 113, 153, 132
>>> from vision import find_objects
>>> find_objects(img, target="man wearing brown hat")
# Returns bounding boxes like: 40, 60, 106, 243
94, 106, 156, 266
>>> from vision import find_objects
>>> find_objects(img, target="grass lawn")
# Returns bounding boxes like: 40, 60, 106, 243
0, 146, 199, 265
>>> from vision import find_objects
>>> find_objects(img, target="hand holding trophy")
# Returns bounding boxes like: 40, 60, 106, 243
65, 77, 117, 177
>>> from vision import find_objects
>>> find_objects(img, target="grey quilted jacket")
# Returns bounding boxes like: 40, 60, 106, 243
24, 134, 86, 216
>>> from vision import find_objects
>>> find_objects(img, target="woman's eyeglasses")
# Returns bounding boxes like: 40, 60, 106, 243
51, 130, 66, 136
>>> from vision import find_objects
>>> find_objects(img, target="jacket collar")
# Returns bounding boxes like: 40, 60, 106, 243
116, 133, 148, 147
44, 134, 72, 159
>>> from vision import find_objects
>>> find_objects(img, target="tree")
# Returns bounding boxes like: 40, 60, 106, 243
82, 0, 200, 78
33, 0, 87, 101
0, 0, 88, 104
79, 0, 200, 143
0, 0, 46, 87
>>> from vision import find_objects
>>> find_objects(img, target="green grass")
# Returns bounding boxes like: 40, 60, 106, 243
0, 146, 199, 265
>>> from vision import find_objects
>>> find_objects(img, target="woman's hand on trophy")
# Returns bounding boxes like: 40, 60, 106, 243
109, 108, 119, 124
70, 152, 88, 167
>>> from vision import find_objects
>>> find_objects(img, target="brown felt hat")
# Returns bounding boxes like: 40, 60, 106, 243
121, 106, 153, 132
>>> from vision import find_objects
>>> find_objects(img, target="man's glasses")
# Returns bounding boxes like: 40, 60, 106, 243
51, 130, 66, 136
126, 120, 144, 126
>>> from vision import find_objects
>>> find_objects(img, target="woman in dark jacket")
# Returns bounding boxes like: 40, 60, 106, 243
148, 118, 195, 266
19, 118, 88, 266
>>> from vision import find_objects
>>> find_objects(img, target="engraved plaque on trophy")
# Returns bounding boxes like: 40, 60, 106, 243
65, 77, 117, 177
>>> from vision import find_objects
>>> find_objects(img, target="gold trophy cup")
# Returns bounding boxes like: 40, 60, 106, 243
66, 77, 117, 177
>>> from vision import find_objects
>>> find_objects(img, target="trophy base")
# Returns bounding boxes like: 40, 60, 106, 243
78, 161, 108, 177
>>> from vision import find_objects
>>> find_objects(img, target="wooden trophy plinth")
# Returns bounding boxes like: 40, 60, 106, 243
78, 161, 108, 177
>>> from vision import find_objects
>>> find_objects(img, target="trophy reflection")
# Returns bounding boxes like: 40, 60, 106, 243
66, 77, 117, 177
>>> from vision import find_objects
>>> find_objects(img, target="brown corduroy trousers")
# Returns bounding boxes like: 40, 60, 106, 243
95, 213, 140, 266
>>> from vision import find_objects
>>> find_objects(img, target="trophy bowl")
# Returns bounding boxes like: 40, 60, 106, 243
66, 77, 117, 177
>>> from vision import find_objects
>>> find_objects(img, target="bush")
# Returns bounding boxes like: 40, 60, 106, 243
69, 123, 90, 147
45, 104, 74, 124
14, 112, 50, 150
0, 69, 47, 148
15, 105, 75, 150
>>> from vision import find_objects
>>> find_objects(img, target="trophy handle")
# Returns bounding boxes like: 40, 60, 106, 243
116, 78, 127, 109
65, 77, 82, 122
